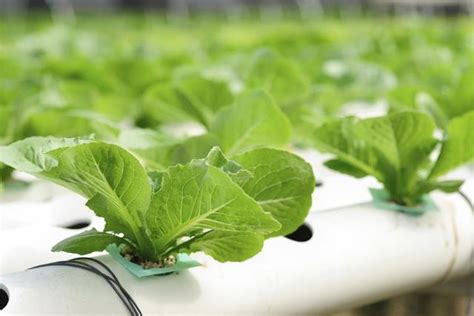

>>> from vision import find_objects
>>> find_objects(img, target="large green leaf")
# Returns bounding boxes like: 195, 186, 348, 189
233, 148, 315, 236
312, 118, 382, 180
145, 159, 280, 257
46, 143, 152, 250
418, 180, 464, 195
429, 111, 474, 178
323, 159, 368, 178
187, 231, 264, 262
210, 90, 291, 156
0, 136, 91, 173
0, 139, 153, 255
52, 229, 128, 255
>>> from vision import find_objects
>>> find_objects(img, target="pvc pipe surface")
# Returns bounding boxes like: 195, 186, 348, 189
0, 194, 92, 230
0, 190, 472, 315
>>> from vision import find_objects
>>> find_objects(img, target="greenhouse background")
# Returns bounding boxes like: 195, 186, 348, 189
0, 0, 473, 315
0, 0, 473, 14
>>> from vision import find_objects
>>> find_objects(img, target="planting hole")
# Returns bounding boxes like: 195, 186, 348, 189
285, 223, 313, 242
62, 220, 91, 230
0, 286, 9, 310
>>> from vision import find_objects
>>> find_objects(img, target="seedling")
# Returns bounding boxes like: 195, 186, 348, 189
312, 110, 474, 209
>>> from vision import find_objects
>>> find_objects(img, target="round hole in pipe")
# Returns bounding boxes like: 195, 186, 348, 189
0, 286, 9, 310
285, 223, 313, 242
62, 219, 92, 230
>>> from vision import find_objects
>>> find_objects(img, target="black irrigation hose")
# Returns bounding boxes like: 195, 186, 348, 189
68, 258, 141, 314
29, 258, 142, 316
457, 190, 473, 316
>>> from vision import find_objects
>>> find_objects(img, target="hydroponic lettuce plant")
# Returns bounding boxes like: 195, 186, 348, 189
0, 137, 315, 263
312, 110, 474, 208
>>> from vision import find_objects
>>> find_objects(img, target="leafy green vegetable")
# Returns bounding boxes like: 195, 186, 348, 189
0, 137, 315, 263
429, 111, 474, 178
312, 111, 473, 207
144, 159, 280, 259
52, 229, 129, 255
187, 231, 264, 263
233, 148, 315, 236
0, 136, 92, 173
210, 90, 292, 156
118, 128, 181, 170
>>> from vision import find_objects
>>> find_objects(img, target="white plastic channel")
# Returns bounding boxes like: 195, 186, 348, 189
0, 190, 472, 315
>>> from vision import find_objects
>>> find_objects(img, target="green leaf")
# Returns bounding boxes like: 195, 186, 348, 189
429, 111, 474, 178
120, 128, 219, 169
23, 108, 119, 141
141, 75, 233, 128
437, 69, 474, 119
46, 143, 152, 250
52, 229, 127, 255
175, 74, 234, 128
415, 92, 449, 130
210, 90, 292, 156
119, 128, 179, 170
0, 136, 91, 173
323, 159, 368, 178
233, 148, 315, 237
188, 231, 264, 262
419, 180, 464, 194
167, 134, 220, 165
245, 49, 310, 109
145, 159, 281, 256
141, 84, 192, 125
312, 118, 383, 180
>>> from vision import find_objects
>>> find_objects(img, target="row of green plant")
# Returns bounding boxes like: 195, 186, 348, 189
1, 15, 472, 147
0, 14, 473, 264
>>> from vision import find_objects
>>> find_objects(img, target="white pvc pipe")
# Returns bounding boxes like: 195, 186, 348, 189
1, 190, 472, 315
0, 194, 93, 230
0, 174, 373, 233
0, 175, 71, 203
